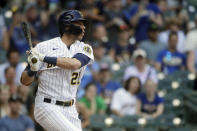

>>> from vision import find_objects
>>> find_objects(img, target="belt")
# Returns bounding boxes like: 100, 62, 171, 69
43, 98, 74, 107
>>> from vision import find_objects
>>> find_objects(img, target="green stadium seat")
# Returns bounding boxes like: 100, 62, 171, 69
102, 127, 124, 131
119, 115, 139, 129
89, 114, 120, 130
153, 114, 175, 129
170, 127, 191, 131
135, 127, 155, 131
89, 114, 107, 129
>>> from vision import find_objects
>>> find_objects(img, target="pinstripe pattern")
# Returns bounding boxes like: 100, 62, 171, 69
34, 37, 94, 130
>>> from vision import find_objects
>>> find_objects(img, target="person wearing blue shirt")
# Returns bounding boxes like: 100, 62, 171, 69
123, 0, 162, 42
156, 31, 186, 74
8, 10, 29, 55
95, 63, 121, 103
0, 95, 35, 131
137, 79, 164, 118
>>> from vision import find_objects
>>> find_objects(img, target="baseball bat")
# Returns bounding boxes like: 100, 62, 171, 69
21, 22, 37, 64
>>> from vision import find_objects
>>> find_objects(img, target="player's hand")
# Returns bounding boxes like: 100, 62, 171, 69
27, 53, 41, 71
31, 48, 45, 61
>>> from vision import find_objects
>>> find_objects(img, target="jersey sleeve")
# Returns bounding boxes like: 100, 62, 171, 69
78, 43, 94, 64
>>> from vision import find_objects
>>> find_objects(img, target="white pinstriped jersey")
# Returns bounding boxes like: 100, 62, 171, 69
35, 37, 94, 101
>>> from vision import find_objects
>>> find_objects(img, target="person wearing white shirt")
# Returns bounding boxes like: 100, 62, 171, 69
111, 76, 141, 117
123, 49, 158, 85
0, 49, 26, 85
158, 18, 186, 53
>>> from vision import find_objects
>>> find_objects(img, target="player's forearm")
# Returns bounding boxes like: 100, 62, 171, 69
20, 71, 35, 86
56, 57, 81, 70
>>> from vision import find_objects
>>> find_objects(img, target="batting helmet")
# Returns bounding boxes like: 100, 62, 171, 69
58, 10, 86, 36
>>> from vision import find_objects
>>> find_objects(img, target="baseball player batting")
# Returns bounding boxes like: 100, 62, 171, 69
20, 10, 94, 131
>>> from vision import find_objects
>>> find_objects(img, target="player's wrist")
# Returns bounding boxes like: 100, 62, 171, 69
43, 56, 57, 66
27, 68, 37, 77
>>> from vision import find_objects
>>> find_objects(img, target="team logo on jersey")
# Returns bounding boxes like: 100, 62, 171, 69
83, 46, 91, 54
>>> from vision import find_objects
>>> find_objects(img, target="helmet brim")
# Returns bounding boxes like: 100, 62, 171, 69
71, 18, 87, 24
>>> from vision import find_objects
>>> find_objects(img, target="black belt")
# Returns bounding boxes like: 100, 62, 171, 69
44, 98, 74, 107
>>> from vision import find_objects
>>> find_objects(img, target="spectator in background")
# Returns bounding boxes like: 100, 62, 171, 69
185, 17, 197, 74
25, 3, 40, 43
77, 0, 105, 40
111, 76, 141, 117
0, 49, 26, 85
80, 82, 106, 114
95, 63, 121, 104
0, 94, 35, 131
17, 85, 31, 115
79, 0, 105, 22
0, 86, 10, 118
90, 23, 114, 58
157, 0, 168, 21
139, 22, 166, 66
36, 0, 49, 11
25, 3, 39, 28
156, 31, 186, 74
158, 18, 186, 52
124, 48, 158, 85
8, 9, 29, 55
4, 67, 17, 96
123, 0, 163, 42
122, 0, 137, 11
0, 14, 9, 63
79, 83, 106, 128
136, 79, 164, 118
18, 85, 30, 104
187, 49, 197, 74
114, 27, 135, 64
184, 17, 197, 52
104, 0, 126, 44
34, 11, 59, 41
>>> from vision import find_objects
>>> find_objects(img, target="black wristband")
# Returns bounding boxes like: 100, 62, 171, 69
43, 56, 57, 66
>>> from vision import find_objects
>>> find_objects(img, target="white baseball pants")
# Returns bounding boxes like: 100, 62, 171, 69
34, 95, 82, 131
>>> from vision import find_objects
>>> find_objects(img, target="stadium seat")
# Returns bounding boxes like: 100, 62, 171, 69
102, 127, 124, 131
119, 115, 139, 129
170, 127, 191, 131
153, 114, 175, 129
135, 127, 155, 131
89, 114, 120, 130
89, 114, 107, 129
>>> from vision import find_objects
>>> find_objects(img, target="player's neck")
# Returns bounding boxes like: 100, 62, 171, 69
61, 35, 76, 46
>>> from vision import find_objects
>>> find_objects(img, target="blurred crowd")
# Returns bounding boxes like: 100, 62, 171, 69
0, 0, 197, 130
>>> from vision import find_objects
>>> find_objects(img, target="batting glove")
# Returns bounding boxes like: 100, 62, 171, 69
27, 53, 41, 71
31, 48, 45, 61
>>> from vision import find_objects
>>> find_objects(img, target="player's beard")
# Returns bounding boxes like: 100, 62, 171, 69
77, 32, 84, 40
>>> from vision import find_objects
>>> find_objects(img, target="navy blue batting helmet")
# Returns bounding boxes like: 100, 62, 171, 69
58, 10, 86, 36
